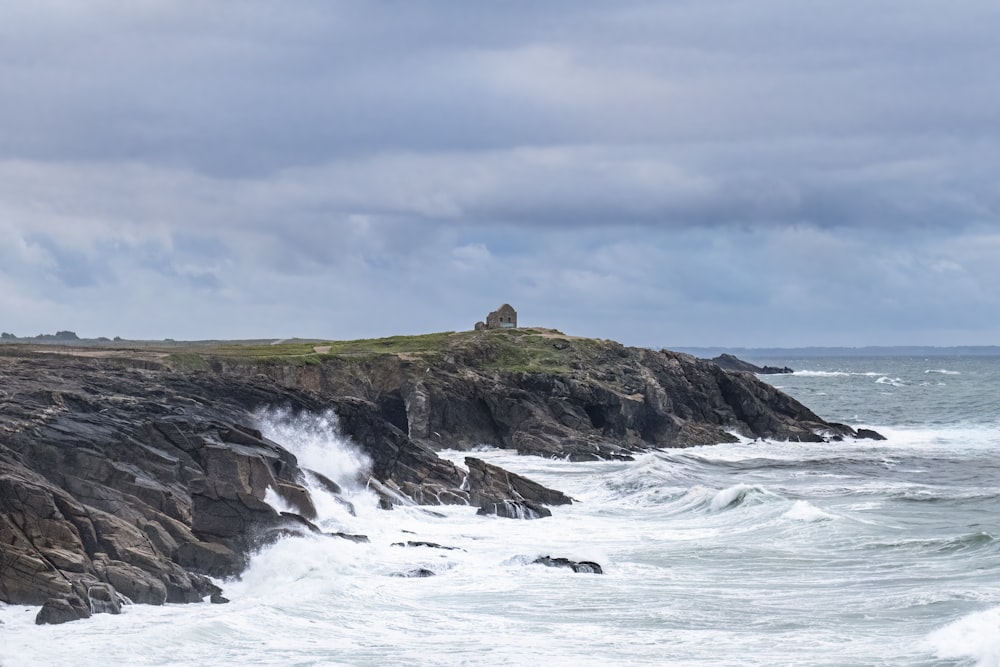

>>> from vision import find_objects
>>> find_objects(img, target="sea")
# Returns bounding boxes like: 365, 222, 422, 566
2, 354, 998, 666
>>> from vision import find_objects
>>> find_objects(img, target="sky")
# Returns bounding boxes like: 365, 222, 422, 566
1, 1, 999, 348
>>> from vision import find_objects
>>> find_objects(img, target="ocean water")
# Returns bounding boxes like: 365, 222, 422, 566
2, 356, 999, 666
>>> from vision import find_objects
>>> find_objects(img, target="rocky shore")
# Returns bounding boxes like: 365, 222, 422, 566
0, 329, 879, 623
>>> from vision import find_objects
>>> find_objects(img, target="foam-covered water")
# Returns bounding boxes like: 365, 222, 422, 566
2, 356, 999, 666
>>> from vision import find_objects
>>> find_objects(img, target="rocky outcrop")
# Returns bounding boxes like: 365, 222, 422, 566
0, 348, 566, 620
709, 353, 793, 375
465, 457, 572, 519
229, 330, 876, 461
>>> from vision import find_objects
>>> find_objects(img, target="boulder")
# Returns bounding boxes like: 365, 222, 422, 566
476, 499, 551, 519
86, 583, 123, 614
465, 456, 570, 518
35, 596, 91, 625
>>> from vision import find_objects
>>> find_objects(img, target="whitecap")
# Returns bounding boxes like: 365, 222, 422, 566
875, 376, 905, 387
782, 500, 835, 522
793, 370, 851, 377
924, 605, 1000, 666
708, 483, 777, 511
925, 369, 961, 375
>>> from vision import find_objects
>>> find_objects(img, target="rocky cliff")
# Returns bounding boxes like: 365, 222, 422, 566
215, 329, 868, 460
0, 330, 875, 622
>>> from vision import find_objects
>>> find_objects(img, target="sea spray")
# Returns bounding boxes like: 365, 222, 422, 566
925, 605, 1000, 666
253, 407, 381, 530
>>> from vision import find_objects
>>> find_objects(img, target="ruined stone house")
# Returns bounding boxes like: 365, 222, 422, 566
475, 304, 517, 330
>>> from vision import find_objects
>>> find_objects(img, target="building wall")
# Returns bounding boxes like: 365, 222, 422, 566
485, 304, 517, 329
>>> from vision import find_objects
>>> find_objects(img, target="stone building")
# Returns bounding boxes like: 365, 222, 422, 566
475, 304, 517, 330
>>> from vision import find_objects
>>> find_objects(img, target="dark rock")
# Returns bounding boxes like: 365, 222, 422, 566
176, 541, 243, 578
303, 469, 343, 496
465, 456, 569, 518
86, 583, 124, 614
35, 596, 91, 625
465, 457, 572, 508
210, 592, 230, 604
856, 428, 887, 441
392, 568, 436, 578
99, 559, 168, 605
710, 353, 793, 375
275, 332, 858, 460
476, 499, 552, 519
391, 540, 464, 551
532, 556, 604, 574
327, 531, 370, 543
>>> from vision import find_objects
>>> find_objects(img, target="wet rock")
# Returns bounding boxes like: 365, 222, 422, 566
98, 559, 168, 605
465, 457, 569, 518
476, 499, 552, 519
210, 592, 230, 604
176, 541, 243, 578
390, 541, 464, 551
532, 556, 604, 574
392, 568, 436, 578
35, 596, 91, 625
856, 428, 887, 441
710, 354, 793, 375
86, 583, 123, 614
328, 531, 370, 543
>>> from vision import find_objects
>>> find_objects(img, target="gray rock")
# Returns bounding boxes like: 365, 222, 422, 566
35, 596, 91, 625
532, 556, 604, 574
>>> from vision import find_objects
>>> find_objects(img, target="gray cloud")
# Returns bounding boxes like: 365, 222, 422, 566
1, 1, 999, 344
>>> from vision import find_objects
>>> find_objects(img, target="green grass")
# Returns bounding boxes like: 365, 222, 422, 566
157, 328, 604, 375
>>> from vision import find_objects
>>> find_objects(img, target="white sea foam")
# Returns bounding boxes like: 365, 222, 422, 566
925, 369, 961, 375
783, 500, 836, 522
254, 407, 371, 488
793, 370, 851, 377
925, 605, 1000, 666
708, 483, 777, 511
792, 370, 883, 377
875, 376, 905, 386
262, 486, 296, 514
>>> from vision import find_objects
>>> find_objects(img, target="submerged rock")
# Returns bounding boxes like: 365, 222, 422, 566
328, 532, 370, 543
392, 568, 436, 578
531, 556, 604, 574
391, 541, 464, 551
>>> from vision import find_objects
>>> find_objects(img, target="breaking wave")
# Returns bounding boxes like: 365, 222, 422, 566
925, 605, 1000, 666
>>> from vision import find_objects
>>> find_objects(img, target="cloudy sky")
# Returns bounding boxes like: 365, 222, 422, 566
2, 1, 998, 347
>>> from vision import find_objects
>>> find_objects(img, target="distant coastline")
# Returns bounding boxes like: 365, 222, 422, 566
670, 345, 1000, 358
